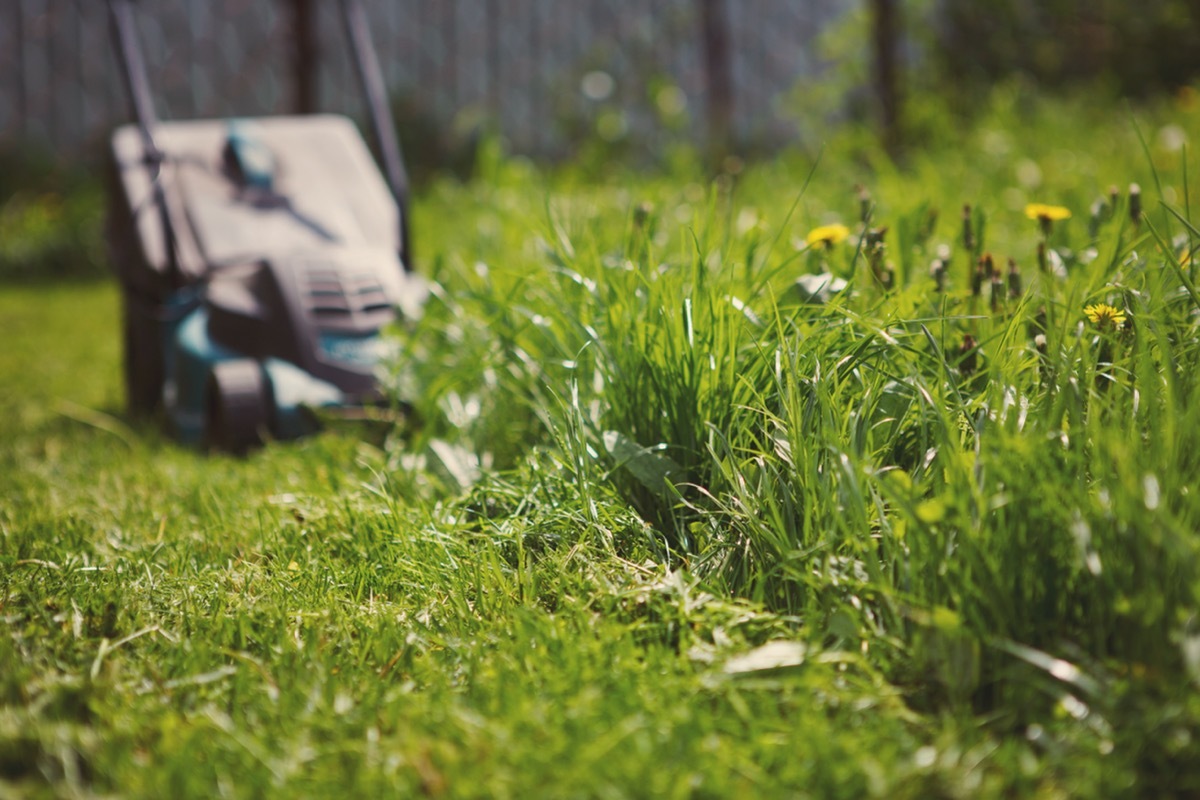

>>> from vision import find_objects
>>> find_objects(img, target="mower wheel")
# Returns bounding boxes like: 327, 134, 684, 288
122, 296, 165, 416
204, 359, 271, 454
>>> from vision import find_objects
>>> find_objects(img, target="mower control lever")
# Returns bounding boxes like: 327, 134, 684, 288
223, 122, 277, 193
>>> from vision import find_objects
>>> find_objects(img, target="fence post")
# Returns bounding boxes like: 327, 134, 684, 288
15, 0, 27, 140
698, 0, 733, 164
486, 0, 500, 118
290, 0, 319, 114
871, 0, 902, 157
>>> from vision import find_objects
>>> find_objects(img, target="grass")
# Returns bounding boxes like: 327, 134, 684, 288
3, 86, 1200, 797
0, 289, 941, 797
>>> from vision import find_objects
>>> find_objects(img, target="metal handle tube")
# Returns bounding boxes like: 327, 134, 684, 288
107, 0, 161, 164
338, 0, 413, 269
107, 0, 179, 279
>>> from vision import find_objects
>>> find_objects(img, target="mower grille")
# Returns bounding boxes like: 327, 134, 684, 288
302, 266, 390, 319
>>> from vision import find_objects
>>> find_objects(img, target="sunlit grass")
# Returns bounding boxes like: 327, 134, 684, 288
395, 87, 1200, 793
3, 86, 1200, 796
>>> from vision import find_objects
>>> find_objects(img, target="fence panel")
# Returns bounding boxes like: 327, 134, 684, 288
0, 0, 852, 161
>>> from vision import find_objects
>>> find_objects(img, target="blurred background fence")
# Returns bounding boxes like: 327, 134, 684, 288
4, 0, 1199, 170
0, 0, 854, 165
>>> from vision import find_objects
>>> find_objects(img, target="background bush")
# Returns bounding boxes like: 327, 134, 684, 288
934, 0, 1200, 98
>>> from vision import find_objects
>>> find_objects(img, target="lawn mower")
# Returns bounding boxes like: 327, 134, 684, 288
105, 0, 427, 452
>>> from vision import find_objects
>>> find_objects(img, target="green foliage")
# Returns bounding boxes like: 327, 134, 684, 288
935, 0, 1200, 97
5, 87, 1200, 796
0, 288, 950, 798
0, 176, 106, 281
392, 85, 1200, 792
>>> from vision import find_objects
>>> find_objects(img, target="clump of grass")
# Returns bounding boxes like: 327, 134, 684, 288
391, 89, 1200, 792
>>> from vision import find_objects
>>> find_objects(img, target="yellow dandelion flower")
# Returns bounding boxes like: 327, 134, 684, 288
805, 223, 850, 248
1025, 203, 1072, 222
1084, 303, 1127, 330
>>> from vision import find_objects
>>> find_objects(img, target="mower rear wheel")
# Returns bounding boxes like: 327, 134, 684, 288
204, 359, 270, 454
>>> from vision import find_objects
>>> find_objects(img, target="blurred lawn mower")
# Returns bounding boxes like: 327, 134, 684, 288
105, 0, 427, 452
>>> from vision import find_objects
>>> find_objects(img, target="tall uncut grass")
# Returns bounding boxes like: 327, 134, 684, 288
395, 87, 1200, 789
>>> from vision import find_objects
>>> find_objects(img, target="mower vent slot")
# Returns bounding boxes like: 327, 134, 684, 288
303, 267, 391, 320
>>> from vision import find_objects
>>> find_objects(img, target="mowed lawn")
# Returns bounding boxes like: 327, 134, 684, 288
4, 87, 1200, 797
0, 285, 942, 797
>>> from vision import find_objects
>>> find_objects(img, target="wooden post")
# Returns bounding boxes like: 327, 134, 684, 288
871, 0, 902, 157
487, 0, 500, 119
291, 0, 318, 114
15, 0, 27, 140
698, 0, 733, 164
